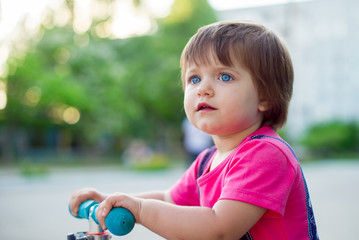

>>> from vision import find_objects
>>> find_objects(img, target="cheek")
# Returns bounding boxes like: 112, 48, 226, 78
183, 91, 193, 116
228, 93, 261, 116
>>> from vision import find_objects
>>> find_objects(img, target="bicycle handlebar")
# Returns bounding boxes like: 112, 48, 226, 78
69, 200, 135, 236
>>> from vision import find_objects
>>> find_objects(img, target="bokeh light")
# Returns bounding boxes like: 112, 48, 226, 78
23, 86, 41, 107
63, 107, 81, 125
0, 82, 7, 110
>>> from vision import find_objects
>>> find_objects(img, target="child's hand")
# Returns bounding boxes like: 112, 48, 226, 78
96, 192, 142, 230
69, 187, 107, 216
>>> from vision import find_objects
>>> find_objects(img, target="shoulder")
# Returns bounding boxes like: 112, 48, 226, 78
231, 133, 299, 172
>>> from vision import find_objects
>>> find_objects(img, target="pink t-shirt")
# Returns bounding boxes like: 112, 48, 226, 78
170, 126, 317, 239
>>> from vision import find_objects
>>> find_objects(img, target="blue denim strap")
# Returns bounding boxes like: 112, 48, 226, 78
251, 135, 319, 240
197, 146, 216, 179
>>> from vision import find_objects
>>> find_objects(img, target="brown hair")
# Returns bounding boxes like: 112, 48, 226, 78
180, 21, 294, 130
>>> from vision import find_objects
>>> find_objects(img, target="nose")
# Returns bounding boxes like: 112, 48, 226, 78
197, 79, 214, 97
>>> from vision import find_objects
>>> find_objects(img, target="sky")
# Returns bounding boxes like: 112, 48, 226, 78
0, 0, 299, 41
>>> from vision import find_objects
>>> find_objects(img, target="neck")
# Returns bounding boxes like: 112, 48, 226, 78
212, 123, 262, 155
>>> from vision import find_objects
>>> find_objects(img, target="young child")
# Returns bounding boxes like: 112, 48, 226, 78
70, 21, 319, 240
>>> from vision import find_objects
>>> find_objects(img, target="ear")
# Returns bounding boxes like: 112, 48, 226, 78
258, 100, 269, 112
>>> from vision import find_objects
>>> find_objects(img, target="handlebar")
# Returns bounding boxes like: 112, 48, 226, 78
69, 200, 135, 236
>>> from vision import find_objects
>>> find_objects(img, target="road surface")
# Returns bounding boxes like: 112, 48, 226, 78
0, 160, 358, 239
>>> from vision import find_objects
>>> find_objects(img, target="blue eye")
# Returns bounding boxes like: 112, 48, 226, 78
191, 76, 201, 84
220, 74, 232, 82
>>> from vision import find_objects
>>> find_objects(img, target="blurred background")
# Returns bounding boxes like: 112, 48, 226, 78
0, 0, 358, 239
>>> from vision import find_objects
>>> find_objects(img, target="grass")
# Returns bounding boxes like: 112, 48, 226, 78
0, 152, 186, 177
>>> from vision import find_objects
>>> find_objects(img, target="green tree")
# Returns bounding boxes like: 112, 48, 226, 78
300, 120, 359, 158
1, 0, 217, 162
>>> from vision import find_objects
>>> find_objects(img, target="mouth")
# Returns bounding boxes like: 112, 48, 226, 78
197, 103, 216, 112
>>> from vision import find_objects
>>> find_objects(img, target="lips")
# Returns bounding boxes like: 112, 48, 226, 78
197, 103, 216, 112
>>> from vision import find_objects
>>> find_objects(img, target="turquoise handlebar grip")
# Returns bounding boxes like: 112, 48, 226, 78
69, 200, 135, 236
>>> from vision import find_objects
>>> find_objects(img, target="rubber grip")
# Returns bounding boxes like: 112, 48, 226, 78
68, 200, 99, 219
105, 207, 135, 236
69, 200, 135, 236
79, 200, 98, 219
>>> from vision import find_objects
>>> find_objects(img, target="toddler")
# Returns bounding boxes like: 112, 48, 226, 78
70, 21, 319, 240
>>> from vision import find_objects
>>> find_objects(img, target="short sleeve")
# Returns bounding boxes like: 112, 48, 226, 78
220, 140, 297, 215
170, 151, 208, 206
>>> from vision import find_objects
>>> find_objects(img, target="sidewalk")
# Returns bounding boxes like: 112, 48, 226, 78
0, 160, 358, 239
301, 160, 359, 239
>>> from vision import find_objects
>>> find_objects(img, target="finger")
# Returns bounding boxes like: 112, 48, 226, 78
70, 193, 88, 216
97, 193, 129, 229
96, 205, 103, 228
69, 191, 81, 216
97, 203, 111, 230
101, 207, 110, 230
70, 188, 100, 216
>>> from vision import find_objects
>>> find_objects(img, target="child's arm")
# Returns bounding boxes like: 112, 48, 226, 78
97, 193, 266, 240
133, 190, 174, 203
69, 188, 172, 216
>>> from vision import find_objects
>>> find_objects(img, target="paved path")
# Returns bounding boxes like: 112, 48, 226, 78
0, 160, 358, 240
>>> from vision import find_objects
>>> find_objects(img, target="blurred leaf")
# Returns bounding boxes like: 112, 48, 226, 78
300, 120, 359, 158
2, 0, 217, 161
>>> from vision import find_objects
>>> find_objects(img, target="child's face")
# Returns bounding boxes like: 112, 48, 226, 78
183, 52, 268, 137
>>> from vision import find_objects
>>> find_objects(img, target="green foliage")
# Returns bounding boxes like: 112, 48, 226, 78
1, 0, 217, 161
131, 153, 171, 171
300, 120, 359, 158
19, 162, 50, 177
